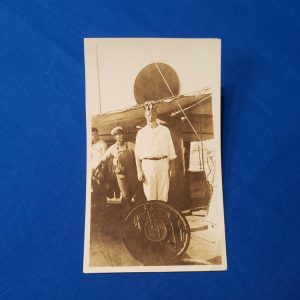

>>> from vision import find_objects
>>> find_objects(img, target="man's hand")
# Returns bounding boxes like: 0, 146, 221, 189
137, 170, 145, 182
169, 168, 175, 179
169, 160, 176, 179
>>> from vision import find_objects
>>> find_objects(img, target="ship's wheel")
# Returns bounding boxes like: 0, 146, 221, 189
121, 201, 190, 265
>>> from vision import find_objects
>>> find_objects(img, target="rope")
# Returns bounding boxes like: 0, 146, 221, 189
155, 62, 175, 97
154, 63, 203, 142
154, 62, 205, 171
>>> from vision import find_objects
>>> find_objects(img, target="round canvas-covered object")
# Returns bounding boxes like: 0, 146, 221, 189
134, 63, 180, 104
121, 201, 190, 265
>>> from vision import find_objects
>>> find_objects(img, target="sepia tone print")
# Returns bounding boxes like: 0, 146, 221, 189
83, 39, 227, 272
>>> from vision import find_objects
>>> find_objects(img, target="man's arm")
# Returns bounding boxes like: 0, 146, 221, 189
92, 145, 112, 171
165, 127, 176, 178
134, 131, 145, 182
169, 158, 176, 179
135, 156, 145, 182
100, 140, 108, 153
167, 128, 177, 160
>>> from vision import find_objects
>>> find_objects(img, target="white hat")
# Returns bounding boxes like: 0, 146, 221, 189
111, 126, 123, 136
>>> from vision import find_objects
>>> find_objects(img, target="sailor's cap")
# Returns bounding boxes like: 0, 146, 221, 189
111, 126, 123, 136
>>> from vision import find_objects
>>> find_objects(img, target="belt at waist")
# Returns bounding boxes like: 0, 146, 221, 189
142, 156, 168, 160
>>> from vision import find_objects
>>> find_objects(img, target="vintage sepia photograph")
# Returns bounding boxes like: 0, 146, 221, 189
83, 38, 227, 272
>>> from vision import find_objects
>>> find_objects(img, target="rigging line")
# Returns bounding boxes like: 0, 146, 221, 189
155, 62, 206, 171
171, 94, 211, 116
154, 63, 203, 142
155, 62, 175, 97
96, 44, 102, 113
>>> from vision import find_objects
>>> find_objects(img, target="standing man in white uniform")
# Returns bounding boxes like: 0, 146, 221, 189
135, 102, 177, 202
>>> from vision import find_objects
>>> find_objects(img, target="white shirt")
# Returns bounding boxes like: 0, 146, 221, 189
91, 140, 107, 170
135, 124, 177, 160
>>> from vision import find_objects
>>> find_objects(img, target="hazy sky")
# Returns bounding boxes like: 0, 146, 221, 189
87, 38, 220, 113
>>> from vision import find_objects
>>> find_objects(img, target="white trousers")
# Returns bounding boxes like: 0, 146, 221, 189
142, 159, 169, 202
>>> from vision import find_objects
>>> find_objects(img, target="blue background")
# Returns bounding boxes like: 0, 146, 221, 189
0, 1, 299, 299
